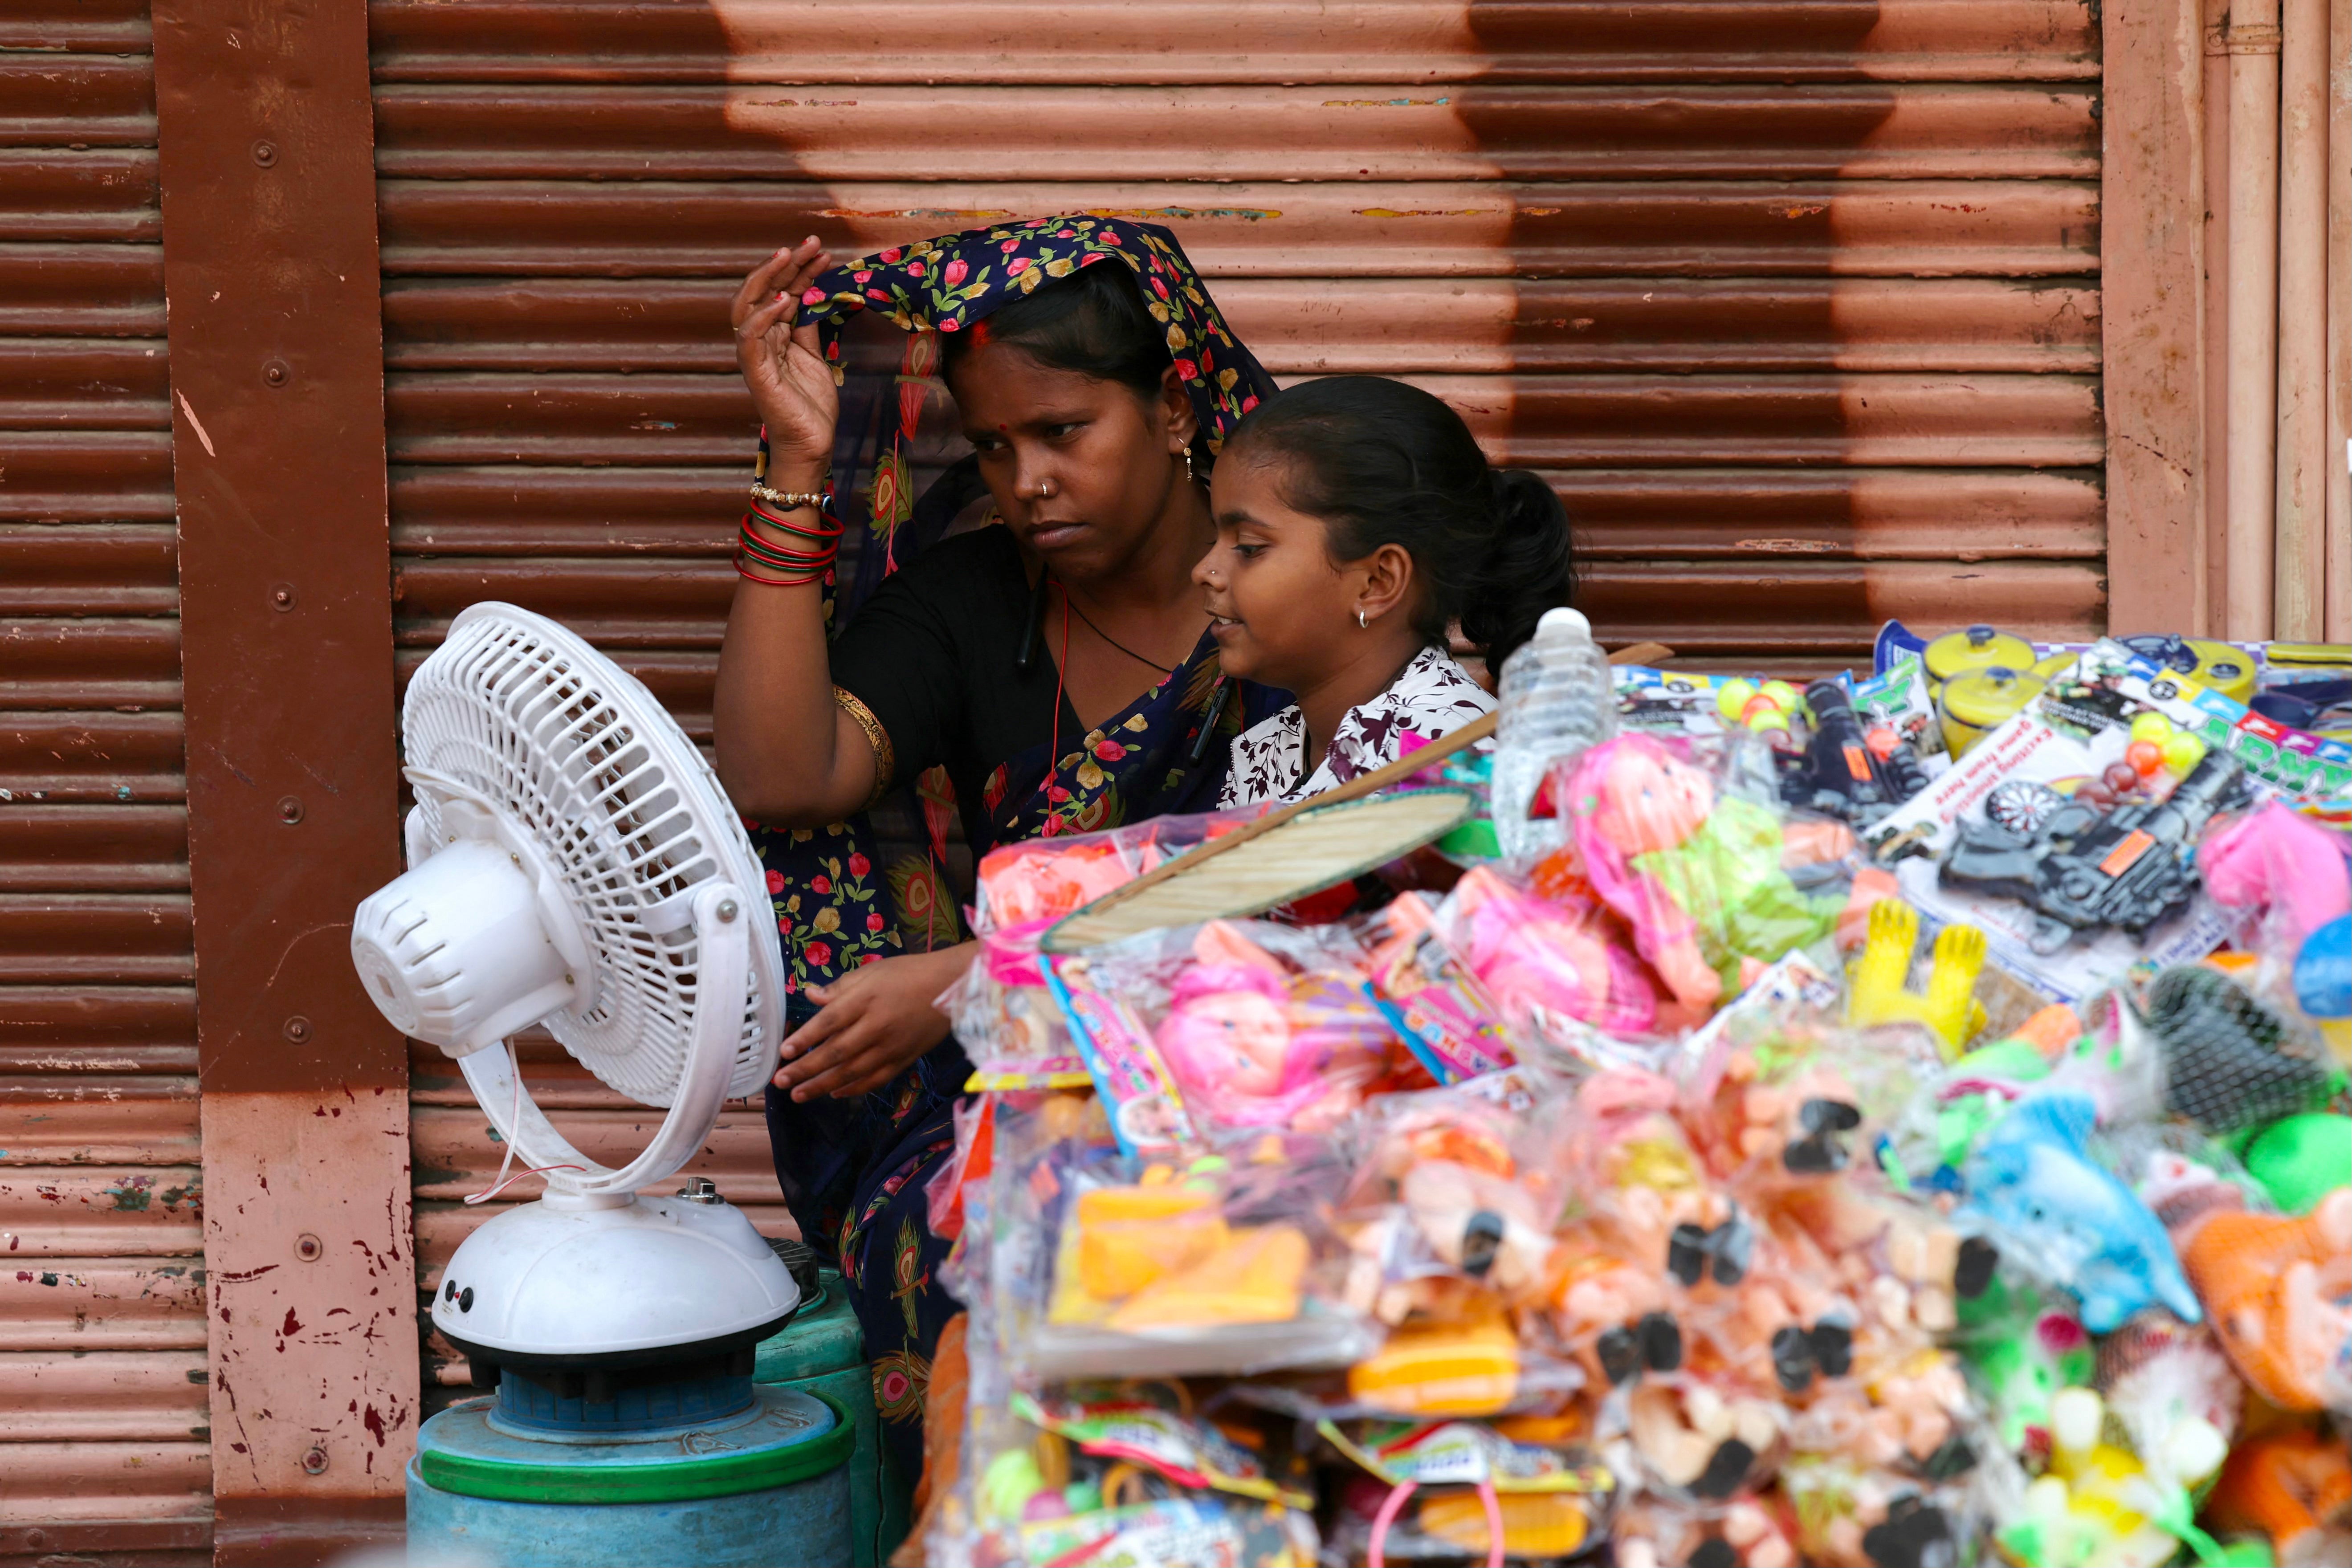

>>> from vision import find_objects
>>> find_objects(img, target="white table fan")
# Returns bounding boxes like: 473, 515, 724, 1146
350, 603, 800, 1369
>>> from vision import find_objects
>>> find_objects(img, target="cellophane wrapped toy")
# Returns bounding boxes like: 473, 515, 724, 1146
1557, 732, 1876, 1019
970, 805, 1265, 940
1048, 918, 1423, 1155
1424, 859, 1672, 1055
1325, 1077, 1589, 1423
991, 1096, 1380, 1383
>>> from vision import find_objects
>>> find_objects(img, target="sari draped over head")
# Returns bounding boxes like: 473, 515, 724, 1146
750, 214, 1280, 996
743, 218, 1279, 1479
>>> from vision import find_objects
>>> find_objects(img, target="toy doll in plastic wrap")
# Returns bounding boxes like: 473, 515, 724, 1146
1562, 733, 1876, 1016
1431, 862, 1670, 1045
1332, 1086, 1569, 1418
1148, 923, 1400, 1134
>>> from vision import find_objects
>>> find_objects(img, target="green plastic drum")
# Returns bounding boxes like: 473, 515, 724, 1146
754, 1268, 913, 1565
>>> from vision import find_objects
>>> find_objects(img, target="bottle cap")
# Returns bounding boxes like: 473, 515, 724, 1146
1536, 607, 1590, 642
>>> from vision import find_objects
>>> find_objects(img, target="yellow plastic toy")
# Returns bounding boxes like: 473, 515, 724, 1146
1846, 900, 1987, 1056
1346, 1300, 1522, 1416
1075, 1182, 1225, 1299
1105, 1222, 1309, 1332
1420, 1490, 1591, 1559
1998, 1387, 2226, 1568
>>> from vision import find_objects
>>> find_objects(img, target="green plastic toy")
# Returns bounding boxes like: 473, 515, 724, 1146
2241, 1112, 2352, 1214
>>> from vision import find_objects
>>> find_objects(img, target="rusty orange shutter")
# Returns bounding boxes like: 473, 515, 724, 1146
0, 1, 211, 1555
371, 0, 2103, 1389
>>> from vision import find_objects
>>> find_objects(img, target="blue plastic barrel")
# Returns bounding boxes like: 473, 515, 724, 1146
406, 1384, 852, 1568
753, 1267, 912, 1566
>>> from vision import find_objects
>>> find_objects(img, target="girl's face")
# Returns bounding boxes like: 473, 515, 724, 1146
949, 336, 1194, 583
1196, 451, 1390, 686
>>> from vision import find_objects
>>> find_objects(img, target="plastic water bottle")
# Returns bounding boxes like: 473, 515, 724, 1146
1490, 607, 1618, 859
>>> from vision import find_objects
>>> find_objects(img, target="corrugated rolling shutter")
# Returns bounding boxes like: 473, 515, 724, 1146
0, 2, 210, 1559
371, 0, 2103, 1382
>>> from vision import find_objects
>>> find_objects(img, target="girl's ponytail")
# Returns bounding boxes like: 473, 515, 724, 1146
1462, 467, 1575, 672
1219, 376, 1577, 667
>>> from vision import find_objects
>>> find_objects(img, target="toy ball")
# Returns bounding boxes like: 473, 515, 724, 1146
2160, 731, 2207, 774
2242, 1112, 2352, 1214
1745, 707, 1791, 734
2295, 912, 2352, 1020
2125, 740, 2163, 778
1865, 725, 1900, 760
1716, 679, 1758, 721
2129, 712, 2173, 745
2102, 762, 2141, 795
1761, 680, 1802, 711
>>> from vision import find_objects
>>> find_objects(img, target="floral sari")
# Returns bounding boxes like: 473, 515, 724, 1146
743, 214, 1279, 1482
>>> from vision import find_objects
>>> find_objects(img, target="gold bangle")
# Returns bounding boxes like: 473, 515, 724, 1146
751, 482, 827, 510
833, 686, 895, 809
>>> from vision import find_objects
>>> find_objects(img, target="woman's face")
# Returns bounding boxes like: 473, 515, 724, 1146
948, 336, 1191, 582
1195, 451, 1374, 686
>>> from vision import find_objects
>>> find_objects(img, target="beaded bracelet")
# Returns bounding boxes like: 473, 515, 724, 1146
751, 481, 830, 512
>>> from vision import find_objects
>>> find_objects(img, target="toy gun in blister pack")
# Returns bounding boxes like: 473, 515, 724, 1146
1778, 679, 1931, 828
1938, 750, 2248, 953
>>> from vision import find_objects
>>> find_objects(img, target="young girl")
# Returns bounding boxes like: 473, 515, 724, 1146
1194, 375, 1577, 805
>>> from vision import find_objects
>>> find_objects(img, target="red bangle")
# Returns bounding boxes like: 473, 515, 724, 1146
734, 550, 828, 587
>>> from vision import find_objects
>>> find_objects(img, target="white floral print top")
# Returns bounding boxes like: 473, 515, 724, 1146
1219, 644, 1496, 808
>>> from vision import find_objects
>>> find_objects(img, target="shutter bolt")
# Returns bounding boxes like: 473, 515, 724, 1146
295, 1234, 322, 1261
252, 140, 278, 167
277, 796, 304, 824
282, 1016, 311, 1044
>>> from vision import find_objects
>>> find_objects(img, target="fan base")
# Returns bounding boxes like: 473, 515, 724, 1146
432, 1193, 801, 1363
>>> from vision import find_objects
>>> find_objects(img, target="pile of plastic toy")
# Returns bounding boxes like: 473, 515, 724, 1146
913, 627, 2352, 1568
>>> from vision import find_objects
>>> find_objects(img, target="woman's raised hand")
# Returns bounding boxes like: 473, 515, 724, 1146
733, 237, 840, 483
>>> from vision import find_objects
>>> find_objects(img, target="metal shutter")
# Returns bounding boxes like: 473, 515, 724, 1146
0, 2, 210, 1558
371, 0, 2103, 1386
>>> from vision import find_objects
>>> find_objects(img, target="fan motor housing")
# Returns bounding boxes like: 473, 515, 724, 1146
351, 837, 578, 1058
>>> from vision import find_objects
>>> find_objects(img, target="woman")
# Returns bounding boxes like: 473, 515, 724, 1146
714, 216, 1284, 1473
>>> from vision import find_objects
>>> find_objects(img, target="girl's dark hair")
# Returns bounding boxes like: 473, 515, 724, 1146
1224, 375, 1575, 670
939, 260, 1209, 463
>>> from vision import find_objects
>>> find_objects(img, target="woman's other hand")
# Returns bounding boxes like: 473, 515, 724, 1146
772, 941, 974, 1102
733, 237, 840, 482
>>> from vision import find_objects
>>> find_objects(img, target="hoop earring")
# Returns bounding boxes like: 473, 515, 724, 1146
1356, 609, 1368, 630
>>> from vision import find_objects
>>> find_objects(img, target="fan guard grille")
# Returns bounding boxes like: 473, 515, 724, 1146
402, 605, 780, 1106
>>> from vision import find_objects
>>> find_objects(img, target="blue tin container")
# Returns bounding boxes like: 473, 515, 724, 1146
407, 1384, 852, 1568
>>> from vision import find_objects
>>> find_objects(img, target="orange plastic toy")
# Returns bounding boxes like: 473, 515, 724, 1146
2203, 1426, 2352, 1561
2177, 1187, 2352, 1409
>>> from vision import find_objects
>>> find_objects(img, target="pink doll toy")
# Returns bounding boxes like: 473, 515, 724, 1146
1439, 864, 1664, 1042
1149, 922, 1394, 1133
1564, 733, 1875, 1017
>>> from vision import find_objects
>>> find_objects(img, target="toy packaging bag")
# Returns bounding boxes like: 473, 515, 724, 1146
994, 1102, 1382, 1383
959, 1381, 1321, 1568
945, 928, 1093, 1093
1050, 918, 1414, 1157
1557, 731, 1869, 1022
1425, 861, 1669, 1063
971, 803, 1266, 938
1859, 643, 2271, 1003
1361, 892, 1519, 1085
